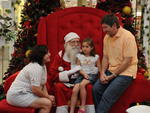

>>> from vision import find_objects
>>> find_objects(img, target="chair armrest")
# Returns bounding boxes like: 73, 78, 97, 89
4, 71, 20, 94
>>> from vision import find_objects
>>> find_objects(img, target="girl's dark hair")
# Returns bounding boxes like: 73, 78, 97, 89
101, 14, 120, 28
29, 45, 48, 65
81, 38, 96, 56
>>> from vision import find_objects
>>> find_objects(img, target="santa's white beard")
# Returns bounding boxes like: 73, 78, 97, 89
65, 44, 80, 64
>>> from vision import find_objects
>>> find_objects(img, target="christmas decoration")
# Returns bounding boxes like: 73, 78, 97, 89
0, 84, 5, 100
23, 21, 32, 29
122, 6, 131, 15
144, 71, 150, 78
25, 49, 32, 58
3, 0, 61, 80
0, 10, 17, 42
140, 0, 150, 75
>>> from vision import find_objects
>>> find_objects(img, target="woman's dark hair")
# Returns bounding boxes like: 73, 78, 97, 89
29, 45, 48, 65
81, 38, 96, 56
101, 14, 120, 28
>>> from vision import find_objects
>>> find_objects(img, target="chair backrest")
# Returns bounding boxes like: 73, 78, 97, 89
37, 7, 108, 62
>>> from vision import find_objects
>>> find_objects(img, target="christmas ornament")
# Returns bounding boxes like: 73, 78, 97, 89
23, 21, 31, 28
25, 50, 32, 58
144, 71, 150, 78
138, 68, 146, 75
122, 6, 131, 15
27, 3, 31, 6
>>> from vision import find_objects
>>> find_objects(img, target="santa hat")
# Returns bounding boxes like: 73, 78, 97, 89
64, 32, 80, 43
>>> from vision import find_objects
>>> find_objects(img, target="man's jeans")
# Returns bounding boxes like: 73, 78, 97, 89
92, 70, 133, 113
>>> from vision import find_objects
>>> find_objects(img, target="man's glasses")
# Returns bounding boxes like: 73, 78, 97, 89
69, 41, 80, 45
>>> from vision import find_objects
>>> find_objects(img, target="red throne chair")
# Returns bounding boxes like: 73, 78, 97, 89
37, 7, 107, 113
37, 7, 150, 113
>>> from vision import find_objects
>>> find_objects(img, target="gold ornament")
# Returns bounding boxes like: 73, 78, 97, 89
144, 71, 150, 77
25, 50, 32, 58
28, 3, 31, 6
122, 6, 131, 15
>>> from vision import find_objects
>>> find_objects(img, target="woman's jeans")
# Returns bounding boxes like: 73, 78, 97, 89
92, 70, 133, 113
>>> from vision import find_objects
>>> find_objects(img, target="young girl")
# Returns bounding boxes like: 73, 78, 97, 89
70, 38, 101, 113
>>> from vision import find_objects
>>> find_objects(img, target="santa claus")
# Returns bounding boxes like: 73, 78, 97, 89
50, 32, 95, 113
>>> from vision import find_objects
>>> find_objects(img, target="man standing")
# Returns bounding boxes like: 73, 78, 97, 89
93, 14, 138, 113
50, 32, 95, 113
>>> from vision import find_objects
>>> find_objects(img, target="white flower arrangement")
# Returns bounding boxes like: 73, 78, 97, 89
0, 9, 17, 42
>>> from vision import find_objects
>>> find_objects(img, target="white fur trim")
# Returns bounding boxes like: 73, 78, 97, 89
56, 105, 68, 113
85, 105, 95, 113
64, 83, 74, 88
126, 105, 150, 113
58, 66, 64, 72
64, 32, 80, 43
63, 52, 70, 62
58, 50, 70, 63
67, 65, 81, 75
59, 71, 69, 82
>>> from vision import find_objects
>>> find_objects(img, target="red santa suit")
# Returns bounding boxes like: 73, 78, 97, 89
50, 50, 95, 113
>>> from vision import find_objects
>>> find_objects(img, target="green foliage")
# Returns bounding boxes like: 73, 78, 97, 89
0, 15, 17, 41
3, 0, 60, 78
0, 84, 5, 101
12, 0, 21, 10
4, 9, 11, 14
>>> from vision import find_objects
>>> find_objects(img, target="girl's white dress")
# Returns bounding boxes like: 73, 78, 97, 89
75, 53, 99, 84
77, 53, 99, 74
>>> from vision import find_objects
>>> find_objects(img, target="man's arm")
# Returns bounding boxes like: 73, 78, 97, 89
106, 57, 132, 82
101, 55, 109, 75
100, 55, 109, 83
96, 57, 101, 73
112, 57, 132, 76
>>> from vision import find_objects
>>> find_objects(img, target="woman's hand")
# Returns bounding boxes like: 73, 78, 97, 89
47, 95, 55, 105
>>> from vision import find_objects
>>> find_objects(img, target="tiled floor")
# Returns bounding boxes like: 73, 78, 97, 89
0, 46, 9, 84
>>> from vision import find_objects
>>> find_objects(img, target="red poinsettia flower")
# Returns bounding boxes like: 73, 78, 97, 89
23, 21, 31, 28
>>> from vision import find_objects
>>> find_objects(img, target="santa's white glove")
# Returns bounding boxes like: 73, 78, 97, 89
59, 66, 81, 82
67, 65, 81, 75
59, 71, 69, 82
